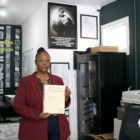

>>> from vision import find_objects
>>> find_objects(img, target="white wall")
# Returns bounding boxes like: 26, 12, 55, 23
22, 1, 100, 73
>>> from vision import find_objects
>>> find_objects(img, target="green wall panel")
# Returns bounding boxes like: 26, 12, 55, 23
100, 0, 135, 89
136, 0, 140, 89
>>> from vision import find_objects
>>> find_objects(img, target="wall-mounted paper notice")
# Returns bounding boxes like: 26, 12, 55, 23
68, 70, 78, 140
22, 49, 33, 77
51, 63, 69, 87
43, 85, 65, 114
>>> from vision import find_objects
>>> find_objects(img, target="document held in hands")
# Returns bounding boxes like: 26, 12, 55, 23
43, 85, 65, 114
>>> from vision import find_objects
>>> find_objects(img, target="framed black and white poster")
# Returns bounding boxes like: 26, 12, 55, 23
48, 2, 77, 49
80, 14, 98, 39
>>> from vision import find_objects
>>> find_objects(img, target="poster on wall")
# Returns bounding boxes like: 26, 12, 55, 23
48, 2, 77, 49
0, 24, 22, 100
80, 14, 98, 39
22, 49, 33, 77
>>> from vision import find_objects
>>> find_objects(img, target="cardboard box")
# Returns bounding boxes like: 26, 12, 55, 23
87, 133, 114, 140
91, 46, 118, 53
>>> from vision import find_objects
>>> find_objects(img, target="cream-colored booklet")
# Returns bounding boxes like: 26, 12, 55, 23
43, 85, 65, 114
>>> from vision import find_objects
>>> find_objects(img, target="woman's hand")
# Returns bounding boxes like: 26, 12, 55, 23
39, 112, 53, 119
65, 87, 71, 102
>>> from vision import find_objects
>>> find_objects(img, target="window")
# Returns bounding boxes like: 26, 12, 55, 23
101, 17, 129, 55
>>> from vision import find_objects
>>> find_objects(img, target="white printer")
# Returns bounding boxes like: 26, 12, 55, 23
121, 90, 140, 104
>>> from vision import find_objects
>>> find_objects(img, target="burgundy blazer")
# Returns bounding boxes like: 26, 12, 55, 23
13, 72, 71, 140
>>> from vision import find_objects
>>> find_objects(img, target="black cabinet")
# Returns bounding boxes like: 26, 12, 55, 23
77, 52, 127, 139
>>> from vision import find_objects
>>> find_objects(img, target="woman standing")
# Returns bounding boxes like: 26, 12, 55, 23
13, 47, 71, 140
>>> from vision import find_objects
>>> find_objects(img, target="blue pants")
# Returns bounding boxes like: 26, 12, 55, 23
48, 116, 60, 140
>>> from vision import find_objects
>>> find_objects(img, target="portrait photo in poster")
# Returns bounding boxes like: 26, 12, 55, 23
48, 2, 77, 49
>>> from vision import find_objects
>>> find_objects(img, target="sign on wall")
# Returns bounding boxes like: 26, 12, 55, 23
0, 24, 22, 99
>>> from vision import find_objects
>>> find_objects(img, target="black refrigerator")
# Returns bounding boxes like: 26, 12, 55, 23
76, 52, 127, 139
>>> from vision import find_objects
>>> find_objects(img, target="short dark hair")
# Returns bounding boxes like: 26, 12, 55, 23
35, 47, 50, 60
58, 8, 65, 13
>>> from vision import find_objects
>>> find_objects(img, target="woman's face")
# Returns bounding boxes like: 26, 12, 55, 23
35, 52, 50, 73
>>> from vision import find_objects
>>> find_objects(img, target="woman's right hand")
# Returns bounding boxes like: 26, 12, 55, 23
39, 112, 53, 119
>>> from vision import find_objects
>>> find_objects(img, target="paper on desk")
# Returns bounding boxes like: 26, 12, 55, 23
43, 85, 65, 114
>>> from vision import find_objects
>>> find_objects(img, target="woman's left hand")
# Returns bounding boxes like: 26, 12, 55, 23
65, 87, 71, 102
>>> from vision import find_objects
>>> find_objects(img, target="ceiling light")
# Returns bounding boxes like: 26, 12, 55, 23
0, 10, 6, 16
0, 6, 6, 16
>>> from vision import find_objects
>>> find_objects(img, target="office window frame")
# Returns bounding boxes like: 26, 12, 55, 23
101, 16, 130, 55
